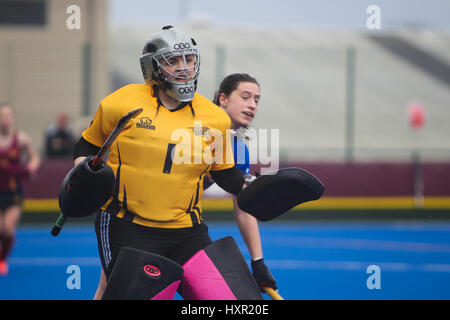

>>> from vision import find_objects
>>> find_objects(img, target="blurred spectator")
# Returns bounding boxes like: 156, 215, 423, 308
44, 112, 75, 157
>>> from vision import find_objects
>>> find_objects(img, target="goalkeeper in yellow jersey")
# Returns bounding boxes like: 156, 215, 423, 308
72, 26, 261, 299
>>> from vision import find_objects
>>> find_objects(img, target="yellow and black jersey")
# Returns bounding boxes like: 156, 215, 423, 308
82, 84, 234, 228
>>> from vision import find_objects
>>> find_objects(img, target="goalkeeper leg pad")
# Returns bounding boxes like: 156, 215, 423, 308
102, 247, 184, 300
180, 237, 263, 300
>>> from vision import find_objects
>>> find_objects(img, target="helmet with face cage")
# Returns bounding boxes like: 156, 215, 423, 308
140, 25, 200, 102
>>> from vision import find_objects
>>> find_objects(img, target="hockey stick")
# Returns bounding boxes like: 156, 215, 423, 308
51, 108, 143, 236
262, 287, 284, 300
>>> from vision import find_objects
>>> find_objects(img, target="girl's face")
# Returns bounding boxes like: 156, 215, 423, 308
0, 106, 14, 133
159, 54, 198, 83
219, 82, 260, 129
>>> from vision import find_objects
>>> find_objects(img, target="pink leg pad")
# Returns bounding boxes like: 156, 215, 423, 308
180, 250, 237, 300
150, 280, 181, 300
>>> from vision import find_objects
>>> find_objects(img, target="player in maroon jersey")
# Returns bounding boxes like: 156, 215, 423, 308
0, 103, 40, 275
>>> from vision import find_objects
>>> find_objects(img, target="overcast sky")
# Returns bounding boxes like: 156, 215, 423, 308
109, 0, 450, 29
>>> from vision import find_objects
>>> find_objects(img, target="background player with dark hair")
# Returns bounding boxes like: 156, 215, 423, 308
71, 26, 256, 299
211, 73, 278, 292
44, 112, 75, 158
0, 103, 40, 275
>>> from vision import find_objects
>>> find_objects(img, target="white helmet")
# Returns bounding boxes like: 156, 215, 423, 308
140, 25, 200, 102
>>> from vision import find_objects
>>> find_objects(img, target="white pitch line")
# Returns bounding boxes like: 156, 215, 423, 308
8, 257, 450, 273
267, 236, 450, 253
9, 257, 101, 267
265, 259, 450, 273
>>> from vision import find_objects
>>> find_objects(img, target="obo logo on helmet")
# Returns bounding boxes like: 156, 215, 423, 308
178, 86, 194, 94
173, 42, 191, 50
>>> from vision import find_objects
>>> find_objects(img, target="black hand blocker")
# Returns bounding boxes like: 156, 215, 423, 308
237, 167, 325, 221
59, 155, 115, 218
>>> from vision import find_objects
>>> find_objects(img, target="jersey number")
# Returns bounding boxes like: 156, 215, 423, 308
163, 143, 176, 174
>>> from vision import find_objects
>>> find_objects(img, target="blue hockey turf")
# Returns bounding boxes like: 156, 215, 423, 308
1, 220, 450, 300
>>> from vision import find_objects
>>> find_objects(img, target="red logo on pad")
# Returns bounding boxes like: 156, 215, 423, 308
143, 264, 161, 277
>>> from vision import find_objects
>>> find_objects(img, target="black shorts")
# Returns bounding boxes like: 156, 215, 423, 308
94, 211, 213, 280
0, 188, 24, 212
